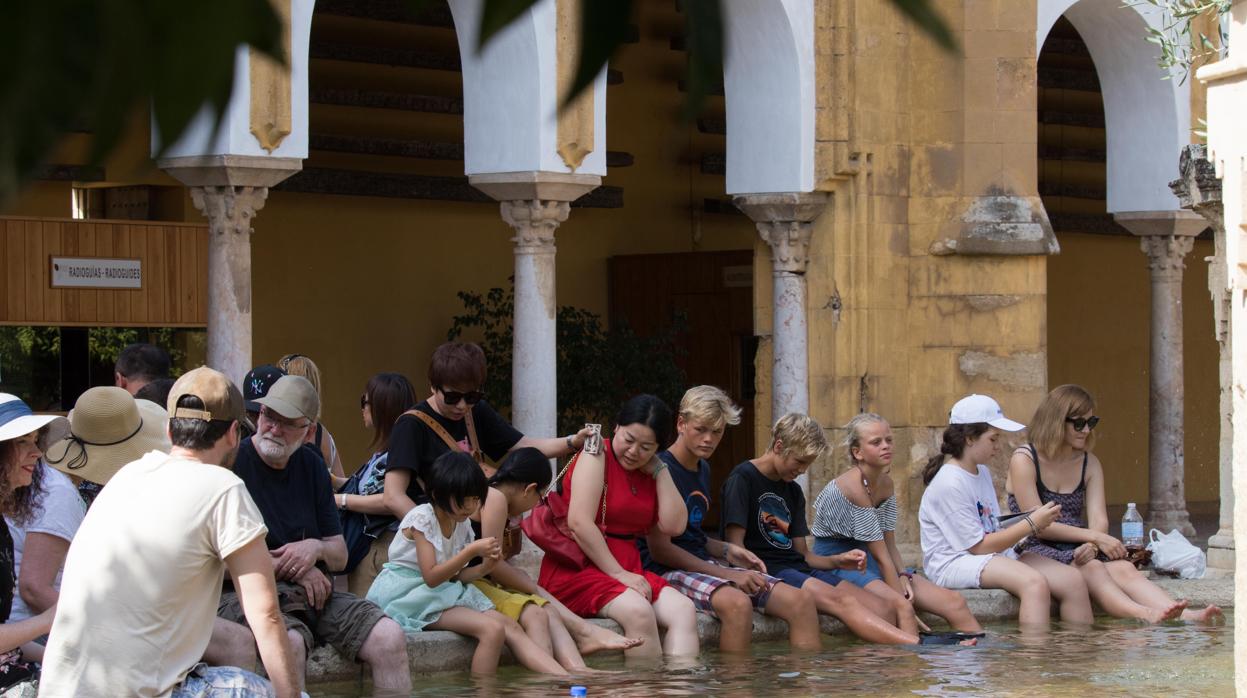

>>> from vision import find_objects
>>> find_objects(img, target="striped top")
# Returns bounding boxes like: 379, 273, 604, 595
811, 480, 898, 542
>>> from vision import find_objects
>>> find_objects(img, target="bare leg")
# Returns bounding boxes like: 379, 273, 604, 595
202, 617, 257, 669
860, 580, 919, 636
761, 582, 821, 651
978, 556, 1051, 628
493, 611, 569, 675
1102, 560, 1217, 622
652, 588, 700, 657
801, 578, 918, 644
284, 629, 307, 692
356, 617, 411, 695
599, 590, 662, 660
1019, 553, 1094, 624
708, 586, 755, 653
427, 607, 505, 674
909, 575, 982, 633
518, 604, 554, 655
537, 586, 644, 653
543, 607, 590, 671
1077, 560, 1182, 622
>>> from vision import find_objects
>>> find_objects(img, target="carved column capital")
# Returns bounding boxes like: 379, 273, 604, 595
189, 186, 271, 237
1140, 234, 1196, 274
733, 192, 829, 275
499, 199, 570, 253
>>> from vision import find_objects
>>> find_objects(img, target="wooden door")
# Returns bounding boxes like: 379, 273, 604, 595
608, 250, 755, 528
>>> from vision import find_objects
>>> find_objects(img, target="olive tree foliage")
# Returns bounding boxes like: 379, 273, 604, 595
1129, 0, 1231, 83
0, 0, 954, 208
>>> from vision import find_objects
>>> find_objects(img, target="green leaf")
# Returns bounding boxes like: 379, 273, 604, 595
477, 0, 542, 52
889, 0, 958, 52
563, 0, 634, 107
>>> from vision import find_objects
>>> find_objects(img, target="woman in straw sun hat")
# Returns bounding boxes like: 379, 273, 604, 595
0, 393, 70, 693
45, 387, 171, 495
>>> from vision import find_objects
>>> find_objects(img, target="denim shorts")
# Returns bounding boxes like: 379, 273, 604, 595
811, 537, 884, 587
173, 664, 274, 697
773, 566, 842, 589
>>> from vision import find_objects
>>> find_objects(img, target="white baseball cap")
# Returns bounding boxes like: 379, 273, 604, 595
949, 394, 1026, 432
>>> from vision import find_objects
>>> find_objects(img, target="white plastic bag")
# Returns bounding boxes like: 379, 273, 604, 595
1146, 528, 1206, 579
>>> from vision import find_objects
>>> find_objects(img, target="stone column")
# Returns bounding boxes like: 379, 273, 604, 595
469, 173, 599, 581
1114, 210, 1209, 537
1170, 144, 1233, 571
469, 172, 600, 440
735, 192, 829, 492
158, 155, 301, 386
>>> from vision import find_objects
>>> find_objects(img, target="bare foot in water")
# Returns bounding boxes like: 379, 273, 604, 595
576, 624, 645, 655
1146, 599, 1188, 623
1181, 605, 1225, 624
958, 638, 979, 647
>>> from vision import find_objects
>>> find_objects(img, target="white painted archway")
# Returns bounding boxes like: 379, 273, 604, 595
1037, 0, 1190, 213
722, 0, 816, 195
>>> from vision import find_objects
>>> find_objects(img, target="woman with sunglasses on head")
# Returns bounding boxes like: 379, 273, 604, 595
1006, 384, 1222, 624
277, 354, 346, 482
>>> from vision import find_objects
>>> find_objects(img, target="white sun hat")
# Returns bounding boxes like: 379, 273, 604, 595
0, 394, 69, 447
949, 394, 1026, 432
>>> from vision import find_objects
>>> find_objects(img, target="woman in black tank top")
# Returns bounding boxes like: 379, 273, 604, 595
1006, 385, 1222, 624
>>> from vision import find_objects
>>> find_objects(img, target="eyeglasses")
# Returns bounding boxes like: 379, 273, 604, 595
438, 387, 484, 406
259, 407, 311, 433
360, 393, 369, 409
1065, 415, 1100, 432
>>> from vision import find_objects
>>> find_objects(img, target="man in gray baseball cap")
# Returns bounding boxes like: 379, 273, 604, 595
221, 374, 410, 693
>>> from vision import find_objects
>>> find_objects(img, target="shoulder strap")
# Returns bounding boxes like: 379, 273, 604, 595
405, 409, 460, 452
1078, 451, 1089, 490
464, 409, 481, 455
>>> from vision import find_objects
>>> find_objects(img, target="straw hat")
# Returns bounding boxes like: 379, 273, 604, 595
45, 387, 171, 486
0, 394, 69, 449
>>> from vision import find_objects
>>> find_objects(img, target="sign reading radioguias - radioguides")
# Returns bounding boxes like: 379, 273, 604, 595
50, 257, 142, 289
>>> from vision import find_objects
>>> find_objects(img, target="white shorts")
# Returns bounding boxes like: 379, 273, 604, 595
930, 549, 1016, 590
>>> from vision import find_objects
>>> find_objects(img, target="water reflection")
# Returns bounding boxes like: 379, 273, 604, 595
312, 614, 1233, 697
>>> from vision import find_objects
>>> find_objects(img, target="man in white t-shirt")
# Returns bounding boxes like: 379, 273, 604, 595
41, 367, 300, 697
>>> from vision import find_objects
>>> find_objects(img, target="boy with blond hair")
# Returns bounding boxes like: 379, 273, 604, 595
641, 387, 821, 651
721, 413, 922, 644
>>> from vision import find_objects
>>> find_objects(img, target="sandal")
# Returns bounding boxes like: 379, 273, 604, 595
918, 631, 986, 645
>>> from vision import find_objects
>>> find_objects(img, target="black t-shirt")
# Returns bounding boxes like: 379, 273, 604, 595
719, 460, 810, 574
0, 521, 13, 624
385, 400, 523, 502
640, 450, 712, 573
233, 438, 342, 550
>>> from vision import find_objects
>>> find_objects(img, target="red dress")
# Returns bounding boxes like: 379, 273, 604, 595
538, 443, 669, 616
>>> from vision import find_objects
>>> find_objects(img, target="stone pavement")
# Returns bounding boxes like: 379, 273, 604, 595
304, 576, 1233, 684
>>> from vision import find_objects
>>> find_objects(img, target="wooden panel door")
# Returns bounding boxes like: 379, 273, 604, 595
608, 250, 755, 528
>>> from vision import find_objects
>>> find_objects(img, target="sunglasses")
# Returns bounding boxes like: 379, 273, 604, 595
360, 393, 369, 409
1065, 415, 1100, 432
439, 387, 484, 406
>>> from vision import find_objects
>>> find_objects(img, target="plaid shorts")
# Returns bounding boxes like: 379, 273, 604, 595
661, 560, 780, 617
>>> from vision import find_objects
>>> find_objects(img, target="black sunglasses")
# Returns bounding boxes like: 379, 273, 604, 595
439, 387, 484, 406
360, 393, 369, 409
1065, 415, 1100, 432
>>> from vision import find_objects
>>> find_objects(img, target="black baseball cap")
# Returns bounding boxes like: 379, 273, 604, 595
243, 364, 285, 413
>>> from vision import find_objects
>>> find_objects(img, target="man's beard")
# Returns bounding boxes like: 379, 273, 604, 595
254, 434, 297, 462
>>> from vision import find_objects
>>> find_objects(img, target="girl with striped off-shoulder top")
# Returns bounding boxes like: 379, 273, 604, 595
812, 413, 983, 636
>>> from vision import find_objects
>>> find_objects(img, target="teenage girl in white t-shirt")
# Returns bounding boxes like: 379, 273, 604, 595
917, 394, 1064, 628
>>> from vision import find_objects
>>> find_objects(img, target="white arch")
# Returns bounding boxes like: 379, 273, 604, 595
449, 0, 606, 176
1037, 0, 1190, 213
722, 0, 815, 194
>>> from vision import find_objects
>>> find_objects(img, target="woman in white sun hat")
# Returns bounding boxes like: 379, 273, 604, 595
917, 394, 1068, 629
14, 388, 171, 639
0, 393, 70, 692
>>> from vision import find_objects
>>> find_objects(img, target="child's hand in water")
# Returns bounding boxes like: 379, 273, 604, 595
1031, 501, 1062, 531
470, 536, 502, 560
835, 550, 867, 571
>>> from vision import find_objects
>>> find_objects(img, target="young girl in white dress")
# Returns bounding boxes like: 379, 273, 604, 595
367, 451, 567, 675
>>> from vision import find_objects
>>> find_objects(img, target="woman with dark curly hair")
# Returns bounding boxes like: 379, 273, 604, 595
0, 393, 69, 692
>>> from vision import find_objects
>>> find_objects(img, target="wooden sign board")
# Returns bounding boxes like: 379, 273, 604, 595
50, 257, 142, 289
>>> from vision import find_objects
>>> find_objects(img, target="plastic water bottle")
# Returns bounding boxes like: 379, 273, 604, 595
570, 686, 587, 697
1122, 502, 1145, 548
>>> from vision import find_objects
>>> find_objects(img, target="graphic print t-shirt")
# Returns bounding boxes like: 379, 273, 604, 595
639, 450, 712, 573
719, 460, 810, 573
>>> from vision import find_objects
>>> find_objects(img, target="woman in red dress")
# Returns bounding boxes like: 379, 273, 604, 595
539, 395, 699, 660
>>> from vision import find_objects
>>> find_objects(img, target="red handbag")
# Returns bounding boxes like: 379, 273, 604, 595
520, 452, 607, 570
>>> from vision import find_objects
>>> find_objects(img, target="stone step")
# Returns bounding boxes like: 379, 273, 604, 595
309, 40, 624, 84
274, 167, 623, 208
304, 577, 1233, 684
309, 133, 635, 168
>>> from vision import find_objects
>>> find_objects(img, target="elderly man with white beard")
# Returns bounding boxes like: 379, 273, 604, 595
217, 374, 412, 695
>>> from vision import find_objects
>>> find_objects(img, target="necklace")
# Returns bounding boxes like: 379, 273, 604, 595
856, 465, 874, 501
